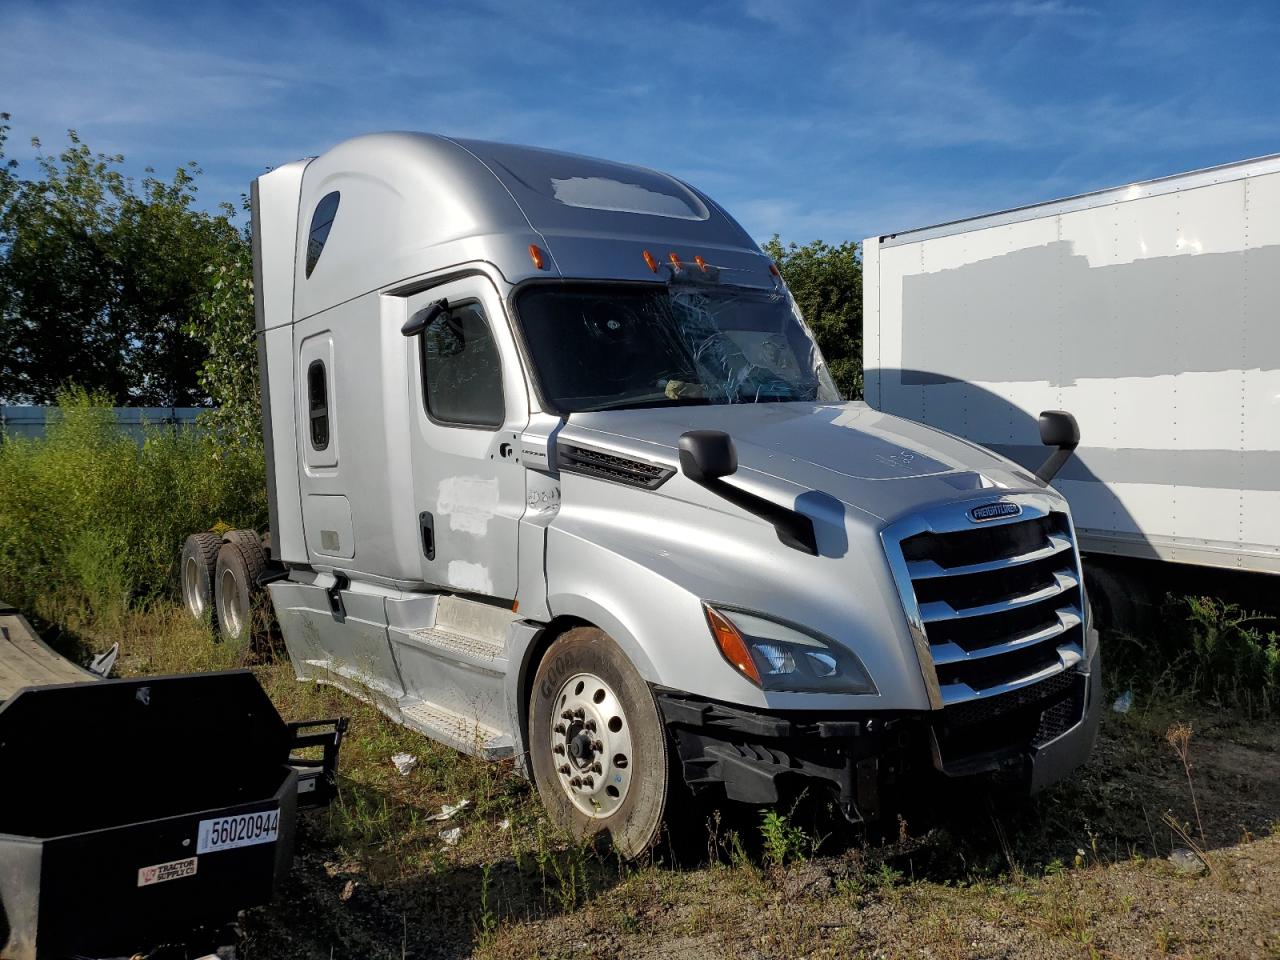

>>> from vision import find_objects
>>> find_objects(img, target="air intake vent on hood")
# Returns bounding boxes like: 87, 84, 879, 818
557, 443, 675, 489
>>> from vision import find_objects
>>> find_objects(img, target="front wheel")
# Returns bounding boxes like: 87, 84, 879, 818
528, 627, 673, 859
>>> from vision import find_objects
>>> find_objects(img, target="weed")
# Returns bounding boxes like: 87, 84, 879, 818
759, 809, 808, 867
1109, 593, 1279, 709
1165, 722, 1206, 848
874, 862, 904, 888
0, 389, 265, 621
475, 861, 498, 947
721, 828, 754, 873
833, 872, 868, 898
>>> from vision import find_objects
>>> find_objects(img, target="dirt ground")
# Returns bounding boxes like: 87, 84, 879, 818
234, 671, 1280, 960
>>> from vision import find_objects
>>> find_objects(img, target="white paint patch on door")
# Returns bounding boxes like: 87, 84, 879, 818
448, 560, 494, 595
437, 476, 500, 535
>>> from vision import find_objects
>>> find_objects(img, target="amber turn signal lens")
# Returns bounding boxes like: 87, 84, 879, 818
528, 244, 545, 270
642, 249, 659, 273
705, 606, 761, 686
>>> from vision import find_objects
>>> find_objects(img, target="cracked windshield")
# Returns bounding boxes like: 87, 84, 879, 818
515, 282, 841, 413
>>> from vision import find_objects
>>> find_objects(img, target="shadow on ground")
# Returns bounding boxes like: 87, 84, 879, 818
236, 696, 1280, 960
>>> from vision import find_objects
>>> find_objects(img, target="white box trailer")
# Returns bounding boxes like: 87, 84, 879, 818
864, 154, 1280, 576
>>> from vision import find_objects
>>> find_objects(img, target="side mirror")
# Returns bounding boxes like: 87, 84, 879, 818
1034, 410, 1080, 483
401, 298, 449, 338
678, 430, 738, 483
678, 430, 817, 554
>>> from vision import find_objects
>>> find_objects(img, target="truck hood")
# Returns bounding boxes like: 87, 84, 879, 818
561, 401, 1044, 521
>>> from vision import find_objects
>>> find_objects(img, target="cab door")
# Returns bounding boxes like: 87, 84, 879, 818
401, 275, 529, 600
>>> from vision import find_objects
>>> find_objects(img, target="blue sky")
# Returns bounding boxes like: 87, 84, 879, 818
2, 0, 1278, 244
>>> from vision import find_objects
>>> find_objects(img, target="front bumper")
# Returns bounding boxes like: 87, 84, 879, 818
656, 648, 1101, 822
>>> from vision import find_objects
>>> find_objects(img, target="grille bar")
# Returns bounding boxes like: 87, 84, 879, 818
939, 643, 1084, 707
907, 533, 1072, 580
919, 568, 1079, 623
929, 608, 1082, 666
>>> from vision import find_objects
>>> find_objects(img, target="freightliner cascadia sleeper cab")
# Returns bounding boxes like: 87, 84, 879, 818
183, 133, 1100, 857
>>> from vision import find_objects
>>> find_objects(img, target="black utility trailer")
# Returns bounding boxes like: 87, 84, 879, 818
0, 604, 344, 960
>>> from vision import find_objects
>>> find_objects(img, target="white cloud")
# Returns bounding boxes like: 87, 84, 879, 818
924, 0, 1102, 20
1, 0, 1275, 245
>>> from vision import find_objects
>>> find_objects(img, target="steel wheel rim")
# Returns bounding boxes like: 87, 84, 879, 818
550, 671, 634, 818
219, 567, 244, 638
183, 555, 205, 619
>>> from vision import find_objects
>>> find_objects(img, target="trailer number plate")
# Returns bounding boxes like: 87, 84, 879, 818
197, 809, 280, 854
138, 856, 198, 886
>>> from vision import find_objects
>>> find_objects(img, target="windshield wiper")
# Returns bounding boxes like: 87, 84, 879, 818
576, 395, 715, 413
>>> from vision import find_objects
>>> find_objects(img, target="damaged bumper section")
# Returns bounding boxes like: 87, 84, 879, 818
656, 650, 1101, 823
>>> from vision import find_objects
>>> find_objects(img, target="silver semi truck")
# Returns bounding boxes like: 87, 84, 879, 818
181, 133, 1100, 856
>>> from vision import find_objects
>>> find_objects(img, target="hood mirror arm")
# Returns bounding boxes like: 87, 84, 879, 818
678, 430, 818, 555
1034, 410, 1080, 484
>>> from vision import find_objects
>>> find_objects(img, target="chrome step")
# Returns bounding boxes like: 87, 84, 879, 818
929, 608, 1083, 666
908, 534, 1073, 580
919, 569, 1079, 623
400, 699, 513, 761
409, 625, 506, 665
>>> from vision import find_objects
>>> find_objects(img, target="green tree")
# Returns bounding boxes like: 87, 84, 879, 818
763, 236, 863, 399
0, 116, 244, 405
187, 202, 260, 447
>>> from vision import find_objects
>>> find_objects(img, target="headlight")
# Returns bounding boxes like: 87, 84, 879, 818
703, 604, 877, 694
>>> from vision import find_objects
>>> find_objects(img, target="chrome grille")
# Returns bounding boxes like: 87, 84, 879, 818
882, 495, 1087, 709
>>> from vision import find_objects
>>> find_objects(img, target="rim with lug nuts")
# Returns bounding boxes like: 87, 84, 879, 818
550, 671, 632, 818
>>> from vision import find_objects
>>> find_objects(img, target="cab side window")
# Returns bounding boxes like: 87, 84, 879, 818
420, 302, 505, 428
305, 192, 340, 278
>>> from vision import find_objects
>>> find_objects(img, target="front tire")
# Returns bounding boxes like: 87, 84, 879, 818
528, 627, 673, 859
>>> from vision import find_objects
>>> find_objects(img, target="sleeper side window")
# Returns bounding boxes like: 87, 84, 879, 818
419, 302, 505, 428
305, 191, 340, 278
307, 360, 330, 449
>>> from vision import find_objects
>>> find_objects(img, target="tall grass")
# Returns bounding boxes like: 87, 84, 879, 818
1106, 593, 1279, 711
0, 389, 265, 622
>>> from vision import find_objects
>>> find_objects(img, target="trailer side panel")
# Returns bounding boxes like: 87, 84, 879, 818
866, 160, 1280, 573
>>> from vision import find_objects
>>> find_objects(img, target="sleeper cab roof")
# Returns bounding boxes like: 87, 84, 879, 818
288, 132, 773, 321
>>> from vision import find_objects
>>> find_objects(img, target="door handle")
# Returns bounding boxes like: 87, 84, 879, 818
419, 511, 435, 561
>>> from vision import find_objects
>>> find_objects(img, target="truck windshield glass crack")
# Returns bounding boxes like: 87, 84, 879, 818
515, 282, 840, 413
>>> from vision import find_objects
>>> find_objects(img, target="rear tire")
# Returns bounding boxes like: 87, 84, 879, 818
222, 528, 263, 550
528, 627, 673, 859
214, 541, 267, 643
180, 533, 222, 625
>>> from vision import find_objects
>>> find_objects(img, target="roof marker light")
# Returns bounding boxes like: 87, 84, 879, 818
528, 244, 545, 270
642, 249, 659, 273
768, 262, 781, 278
668, 251, 683, 272
694, 255, 708, 273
